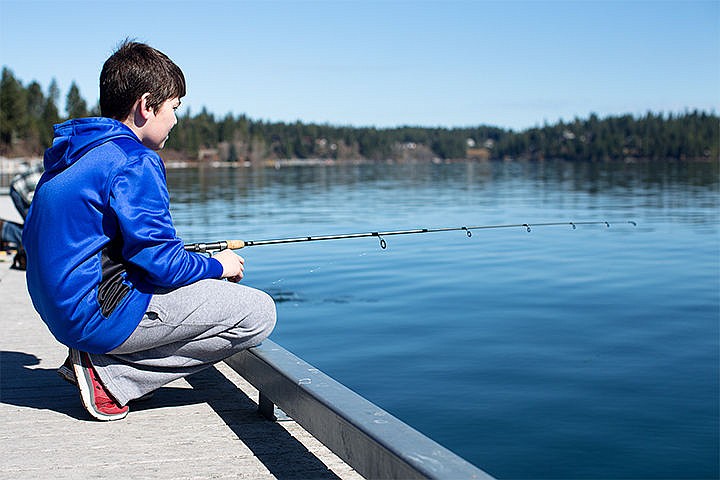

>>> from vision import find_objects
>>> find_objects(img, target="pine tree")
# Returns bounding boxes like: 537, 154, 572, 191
0, 67, 29, 147
65, 81, 88, 118
41, 79, 62, 147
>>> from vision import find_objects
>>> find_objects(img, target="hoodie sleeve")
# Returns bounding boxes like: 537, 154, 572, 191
109, 153, 223, 287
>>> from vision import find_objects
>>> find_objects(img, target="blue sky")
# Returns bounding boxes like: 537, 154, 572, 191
1, 0, 718, 130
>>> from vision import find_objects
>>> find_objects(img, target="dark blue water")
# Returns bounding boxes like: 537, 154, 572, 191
169, 161, 719, 479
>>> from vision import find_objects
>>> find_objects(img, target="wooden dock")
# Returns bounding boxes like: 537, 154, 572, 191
0, 196, 362, 480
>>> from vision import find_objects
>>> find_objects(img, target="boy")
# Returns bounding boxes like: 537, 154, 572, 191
23, 41, 276, 421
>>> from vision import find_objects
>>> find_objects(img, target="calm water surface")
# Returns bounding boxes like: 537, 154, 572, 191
169, 161, 719, 479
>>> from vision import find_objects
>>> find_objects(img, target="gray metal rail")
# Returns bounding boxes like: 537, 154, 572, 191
225, 340, 494, 479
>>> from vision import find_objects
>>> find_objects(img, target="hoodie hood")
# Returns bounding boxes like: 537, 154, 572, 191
44, 118, 139, 174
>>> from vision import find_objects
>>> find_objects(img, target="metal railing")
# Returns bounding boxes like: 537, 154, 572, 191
225, 340, 494, 479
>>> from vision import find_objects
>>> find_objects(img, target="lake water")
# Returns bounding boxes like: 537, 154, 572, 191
168, 160, 719, 479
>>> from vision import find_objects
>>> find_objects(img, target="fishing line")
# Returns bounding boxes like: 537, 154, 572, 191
184, 220, 637, 253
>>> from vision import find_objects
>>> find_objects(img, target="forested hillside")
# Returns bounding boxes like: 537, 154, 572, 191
1, 67, 717, 162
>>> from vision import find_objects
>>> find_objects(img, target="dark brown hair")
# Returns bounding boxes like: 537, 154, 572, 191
100, 40, 186, 120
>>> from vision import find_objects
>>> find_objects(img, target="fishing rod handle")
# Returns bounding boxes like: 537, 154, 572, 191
184, 240, 245, 253
226, 240, 246, 250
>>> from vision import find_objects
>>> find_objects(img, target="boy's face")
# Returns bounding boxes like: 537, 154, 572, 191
143, 97, 181, 151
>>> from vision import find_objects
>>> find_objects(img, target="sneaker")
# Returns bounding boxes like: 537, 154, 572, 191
70, 348, 129, 421
59, 352, 154, 401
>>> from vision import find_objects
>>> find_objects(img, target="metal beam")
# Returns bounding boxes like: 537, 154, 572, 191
225, 340, 494, 479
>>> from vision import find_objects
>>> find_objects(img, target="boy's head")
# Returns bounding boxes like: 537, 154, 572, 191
100, 40, 185, 121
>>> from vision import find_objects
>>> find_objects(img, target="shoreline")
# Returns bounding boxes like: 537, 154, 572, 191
2, 154, 716, 177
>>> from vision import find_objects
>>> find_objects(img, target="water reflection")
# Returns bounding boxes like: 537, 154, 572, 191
168, 160, 719, 199
168, 160, 719, 243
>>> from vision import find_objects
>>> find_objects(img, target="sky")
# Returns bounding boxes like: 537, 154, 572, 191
0, 0, 718, 131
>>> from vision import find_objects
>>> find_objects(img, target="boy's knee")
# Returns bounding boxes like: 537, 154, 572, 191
236, 287, 276, 336
256, 290, 277, 336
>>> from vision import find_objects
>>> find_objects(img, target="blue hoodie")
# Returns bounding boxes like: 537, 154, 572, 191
23, 118, 224, 353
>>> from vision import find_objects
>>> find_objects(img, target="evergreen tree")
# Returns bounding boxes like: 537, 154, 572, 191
41, 79, 62, 147
65, 81, 88, 118
25, 81, 45, 146
0, 67, 29, 147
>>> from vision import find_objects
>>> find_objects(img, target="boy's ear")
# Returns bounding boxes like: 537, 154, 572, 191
122, 92, 154, 130
137, 93, 154, 120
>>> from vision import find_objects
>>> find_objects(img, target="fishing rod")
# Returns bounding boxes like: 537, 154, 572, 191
184, 220, 637, 253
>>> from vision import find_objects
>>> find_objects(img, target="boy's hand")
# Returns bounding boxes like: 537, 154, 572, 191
213, 249, 245, 282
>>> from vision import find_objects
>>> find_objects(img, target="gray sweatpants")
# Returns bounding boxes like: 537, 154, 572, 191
89, 279, 276, 406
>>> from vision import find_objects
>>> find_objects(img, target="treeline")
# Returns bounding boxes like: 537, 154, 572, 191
1, 67, 717, 162
0, 68, 93, 156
